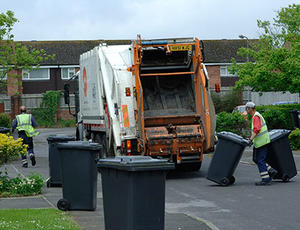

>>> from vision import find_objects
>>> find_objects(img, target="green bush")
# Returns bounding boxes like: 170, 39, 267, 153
0, 172, 45, 197
0, 134, 27, 166
57, 119, 76, 128
256, 104, 300, 130
32, 91, 61, 126
211, 90, 242, 113
0, 113, 11, 128
216, 111, 249, 137
289, 128, 300, 150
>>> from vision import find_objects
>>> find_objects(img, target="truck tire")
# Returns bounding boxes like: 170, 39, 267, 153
176, 162, 202, 171
94, 133, 107, 158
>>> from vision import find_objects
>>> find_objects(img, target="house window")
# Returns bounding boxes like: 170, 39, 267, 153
61, 68, 75, 80
22, 68, 50, 80
220, 66, 236, 77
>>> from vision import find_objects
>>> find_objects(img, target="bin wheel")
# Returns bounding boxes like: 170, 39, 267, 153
46, 180, 50, 188
229, 176, 235, 185
282, 175, 290, 182
220, 177, 230, 186
57, 199, 70, 211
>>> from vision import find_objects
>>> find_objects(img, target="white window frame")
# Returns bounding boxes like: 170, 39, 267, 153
22, 67, 50, 80
220, 65, 237, 77
61, 67, 75, 80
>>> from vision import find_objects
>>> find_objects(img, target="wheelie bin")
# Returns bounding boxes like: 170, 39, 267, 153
97, 156, 174, 230
267, 129, 297, 182
56, 141, 101, 211
0, 127, 10, 134
290, 110, 300, 129
46, 134, 75, 187
207, 132, 249, 186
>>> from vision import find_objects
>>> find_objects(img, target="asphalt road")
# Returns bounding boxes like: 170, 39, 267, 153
33, 128, 300, 230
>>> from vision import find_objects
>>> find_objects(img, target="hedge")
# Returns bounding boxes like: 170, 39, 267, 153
0, 113, 11, 128
289, 128, 300, 150
216, 111, 249, 137
211, 90, 242, 113
256, 104, 300, 130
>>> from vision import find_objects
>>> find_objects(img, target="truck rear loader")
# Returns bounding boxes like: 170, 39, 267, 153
66, 36, 216, 170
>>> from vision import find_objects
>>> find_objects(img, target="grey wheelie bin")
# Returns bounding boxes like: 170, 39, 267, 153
46, 134, 75, 187
290, 110, 300, 129
267, 129, 297, 182
97, 156, 174, 230
207, 132, 249, 186
57, 141, 101, 211
0, 127, 10, 134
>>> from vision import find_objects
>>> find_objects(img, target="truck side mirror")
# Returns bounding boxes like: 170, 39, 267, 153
64, 84, 70, 105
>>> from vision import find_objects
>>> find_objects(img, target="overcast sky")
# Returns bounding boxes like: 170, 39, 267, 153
1, 0, 299, 41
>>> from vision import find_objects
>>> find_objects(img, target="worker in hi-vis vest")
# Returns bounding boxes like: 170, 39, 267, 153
246, 102, 277, 185
12, 106, 39, 168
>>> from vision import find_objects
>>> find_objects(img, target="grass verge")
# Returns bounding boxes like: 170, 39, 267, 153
0, 208, 81, 230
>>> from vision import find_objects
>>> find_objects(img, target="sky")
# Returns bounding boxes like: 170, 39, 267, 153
1, 0, 299, 41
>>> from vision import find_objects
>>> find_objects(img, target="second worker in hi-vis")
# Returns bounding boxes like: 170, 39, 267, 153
246, 102, 277, 186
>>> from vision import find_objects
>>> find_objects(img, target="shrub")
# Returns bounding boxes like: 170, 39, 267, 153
216, 111, 249, 137
256, 104, 300, 130
211, 90, 242, 113
0, 113, 11, 128
0, 134, 28, 166
289, 128, 300, 150
32, 91, 61, 126
57, 119, 76, 128
0, 172, 45, 197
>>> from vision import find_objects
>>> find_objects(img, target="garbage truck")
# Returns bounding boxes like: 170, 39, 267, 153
65, 36, 216, 170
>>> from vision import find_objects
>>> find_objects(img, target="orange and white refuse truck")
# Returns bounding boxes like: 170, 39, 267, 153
66, 36, 216, 170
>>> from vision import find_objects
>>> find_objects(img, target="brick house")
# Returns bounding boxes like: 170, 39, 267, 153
5, 39, 249, 94
202, 39, 248, 90
1, 39, 250, 117
20, 40, 101, 94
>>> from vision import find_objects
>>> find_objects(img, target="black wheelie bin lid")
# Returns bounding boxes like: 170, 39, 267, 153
0, 127, 10, 134
57, 141, 102, 151
217, 131, 249, 146
47, 134, 75, 143
268, 129, 291, 143
97, 156, 175, 172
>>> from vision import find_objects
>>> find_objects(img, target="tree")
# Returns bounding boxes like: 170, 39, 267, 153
0, 10, 55, 94
230, 4, 300, 95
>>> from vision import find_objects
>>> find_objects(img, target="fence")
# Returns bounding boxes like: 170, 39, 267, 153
211, 87, 300, 105
1, 90, 299, 114
251, 91, 300, 105
0, 94, 75, 114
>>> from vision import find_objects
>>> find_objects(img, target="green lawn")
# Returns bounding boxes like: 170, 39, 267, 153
0, 208, 81, 230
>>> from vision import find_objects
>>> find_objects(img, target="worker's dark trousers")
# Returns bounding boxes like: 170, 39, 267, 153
18, 131, 34, 160
253, 145, 271, 182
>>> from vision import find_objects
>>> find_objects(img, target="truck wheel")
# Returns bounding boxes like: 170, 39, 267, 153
94, 133, 107, 158
176, 162, 202, 171
188, 162, 202, 171
57, 199, 70, 211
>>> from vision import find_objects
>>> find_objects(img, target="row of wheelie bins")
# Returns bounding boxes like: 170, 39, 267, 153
207, 129, 297, 186
47, 135, 174, 230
